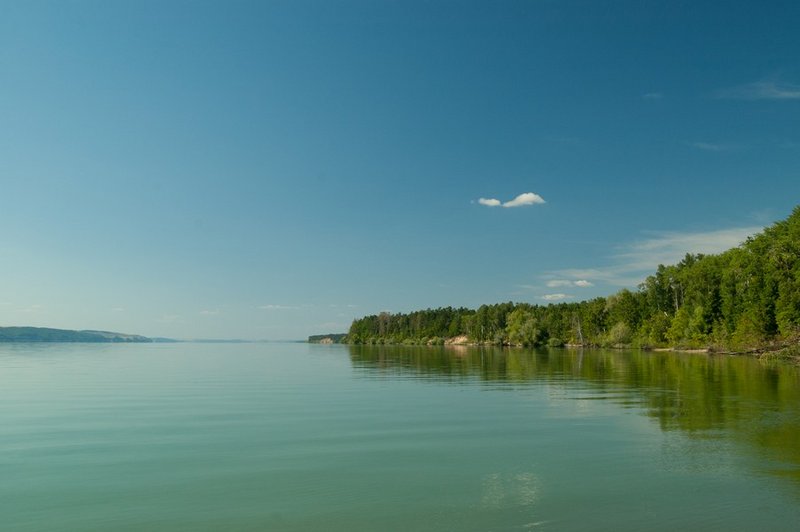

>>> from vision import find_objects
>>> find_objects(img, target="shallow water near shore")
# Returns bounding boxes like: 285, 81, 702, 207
2, 342, 800, 531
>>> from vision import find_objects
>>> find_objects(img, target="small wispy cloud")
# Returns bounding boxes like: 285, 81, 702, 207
716, 80, 800, 100
642, 92, 663, 100
200, 309, 220, 316
546, 279, 593, 288
542, 293, 570, 301
477, 192, 546, 208
689, 140, 745, 152
258, 304, 299, 310
478, 198, 502, 207
328, 303, 359, 310
111, 307, 125, 312
619, 227, 760, 269
553, 226, 761, 287
555, 268, 643, 287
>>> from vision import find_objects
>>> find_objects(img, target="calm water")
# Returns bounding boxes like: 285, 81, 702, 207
2, 343, 800, 531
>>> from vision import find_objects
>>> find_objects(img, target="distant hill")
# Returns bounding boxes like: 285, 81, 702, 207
0, 326, 157, 343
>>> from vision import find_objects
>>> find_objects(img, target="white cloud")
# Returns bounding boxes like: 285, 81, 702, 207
503, 192, 546, 207
542, 293, 570, 301
258, 304, 299, 310
111, 307, 125, 312
477, 192, 546, 208
554, 267, 647, 288
642, 92, 663, 100
619, 227, 761, 269
553, 225, 761, 287
716, 81, 800, 100
200, 309, 220, 315
546, 279, 593, 288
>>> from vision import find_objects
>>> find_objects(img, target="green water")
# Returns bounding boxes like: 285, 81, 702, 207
2, 343, 799, 531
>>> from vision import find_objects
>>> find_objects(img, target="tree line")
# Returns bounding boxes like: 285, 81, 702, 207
345, 206, 800, 352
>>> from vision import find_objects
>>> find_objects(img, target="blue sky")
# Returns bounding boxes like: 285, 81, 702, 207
1, 0, 799, 339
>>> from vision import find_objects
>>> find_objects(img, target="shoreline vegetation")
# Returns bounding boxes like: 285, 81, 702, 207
311, 206, 800, 363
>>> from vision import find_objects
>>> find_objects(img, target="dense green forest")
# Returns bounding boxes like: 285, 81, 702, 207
346, 206, 800, 353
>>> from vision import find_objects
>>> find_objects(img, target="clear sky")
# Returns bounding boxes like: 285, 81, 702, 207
2, 0, 799, 340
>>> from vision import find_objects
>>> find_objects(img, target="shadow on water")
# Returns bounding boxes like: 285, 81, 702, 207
348, 344, 800, 484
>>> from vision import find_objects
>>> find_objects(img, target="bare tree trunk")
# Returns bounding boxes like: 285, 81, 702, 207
574, 315, 584, 346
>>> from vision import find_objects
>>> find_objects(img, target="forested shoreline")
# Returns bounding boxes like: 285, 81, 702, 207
342, 207, 800, 358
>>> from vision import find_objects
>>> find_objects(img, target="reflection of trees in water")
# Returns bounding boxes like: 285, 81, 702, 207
348, 345, 800, 482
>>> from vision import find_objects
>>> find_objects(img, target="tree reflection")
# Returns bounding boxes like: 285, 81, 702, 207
349, 345, 800, 483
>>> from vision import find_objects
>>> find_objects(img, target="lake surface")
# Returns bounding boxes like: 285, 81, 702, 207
2, 342, 800, 531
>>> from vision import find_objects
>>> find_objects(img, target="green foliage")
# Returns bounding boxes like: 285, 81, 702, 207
635, 312, 671, 347
346, 206, 800, 352
603, 321, 633, 347
547, 337, 565, 348
505, 307, 548, 347
348, 307, 474, 345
